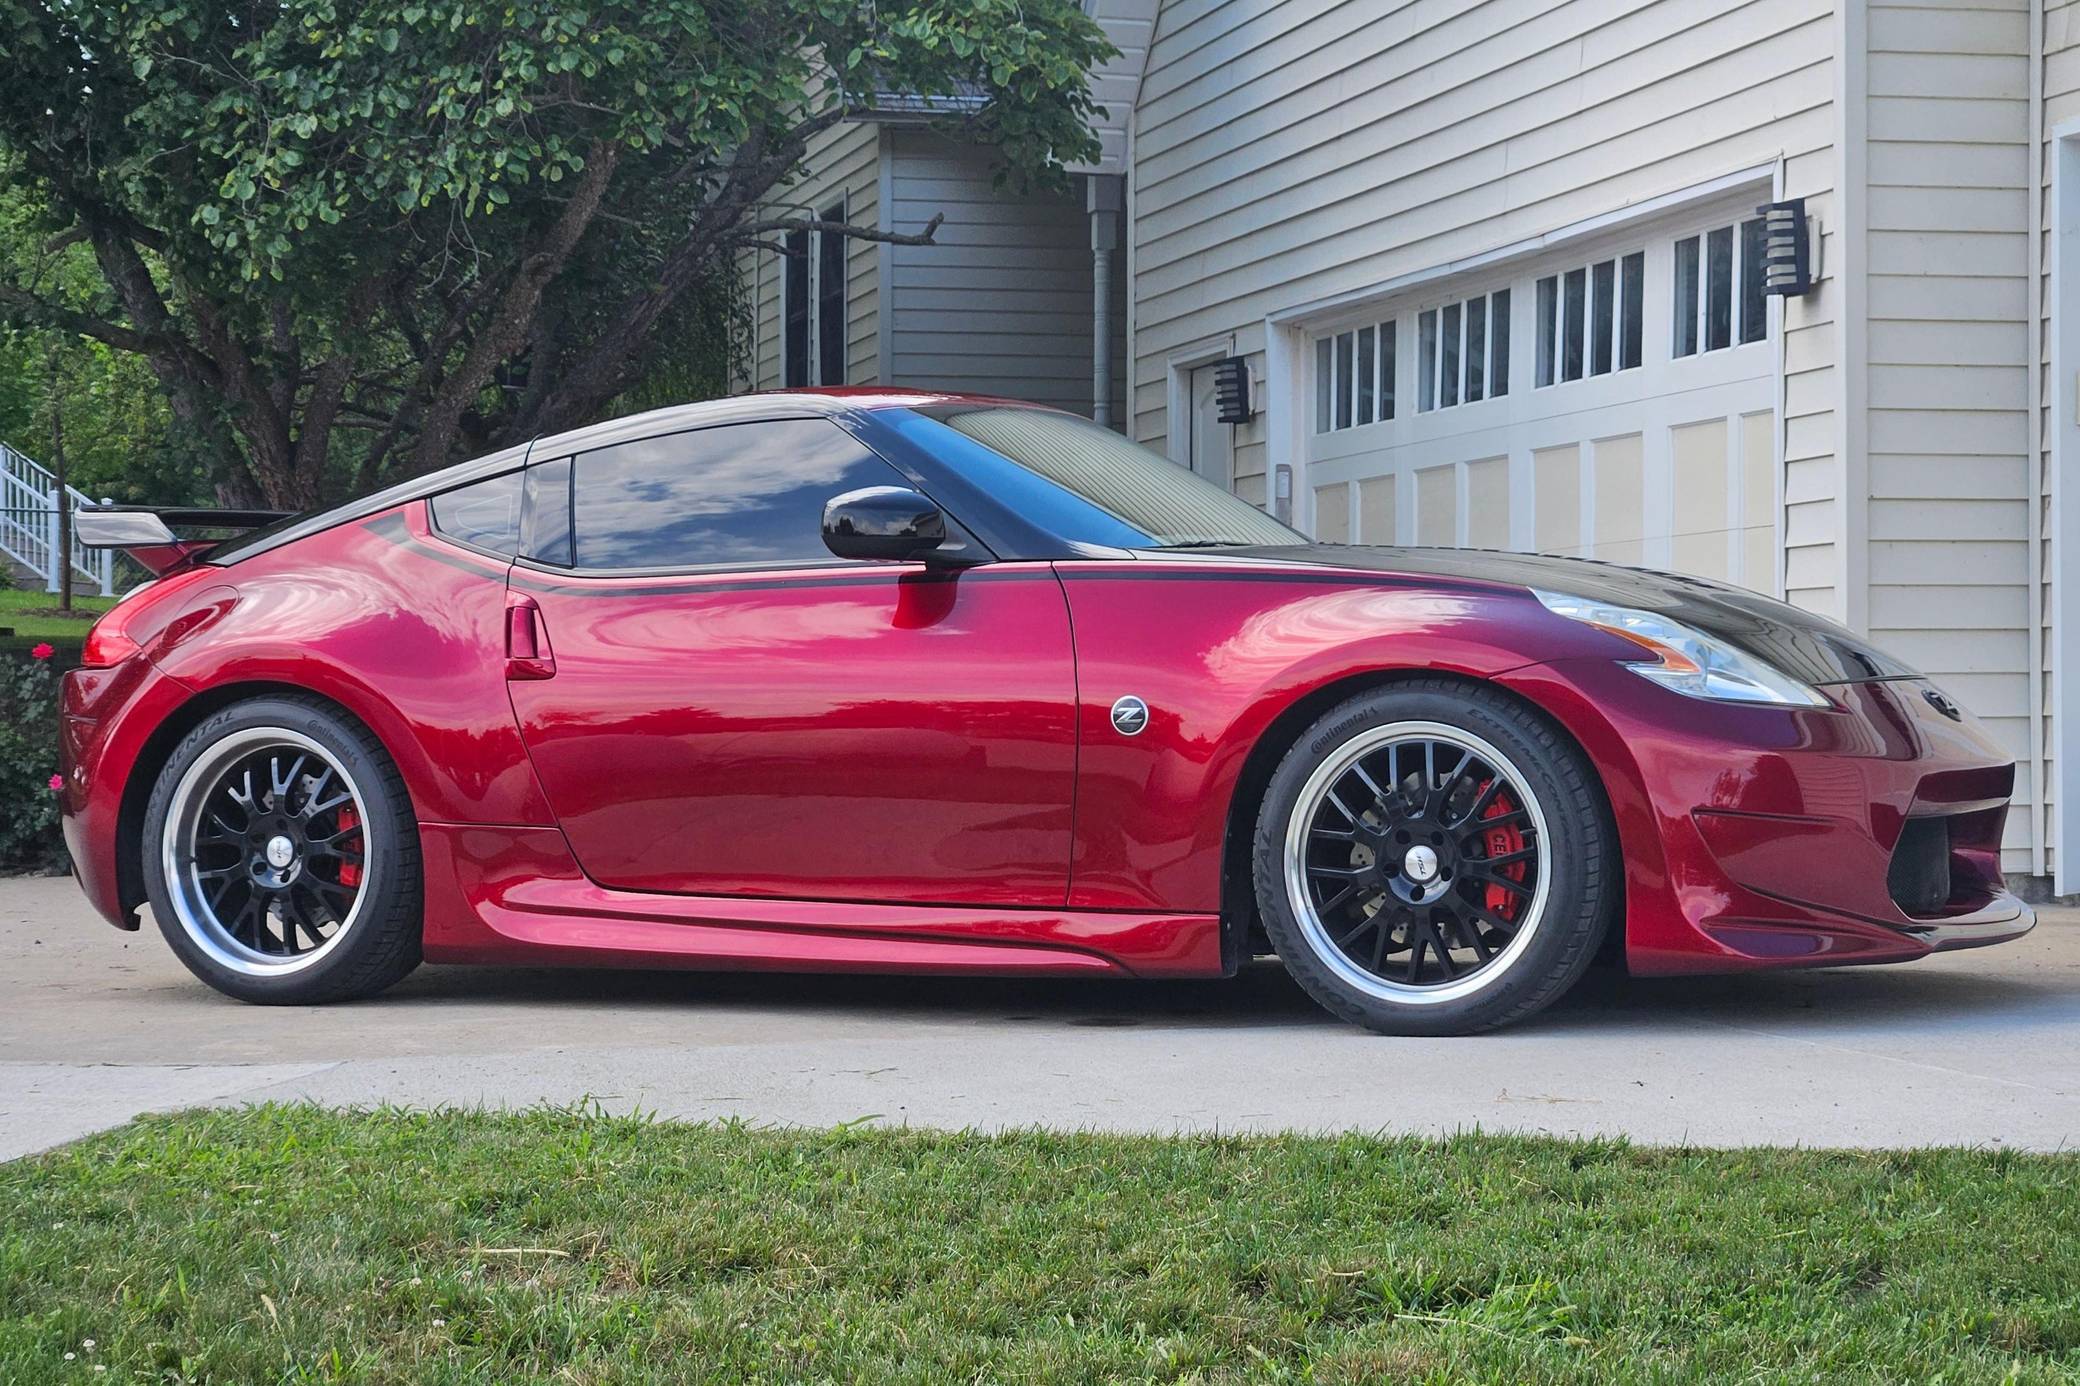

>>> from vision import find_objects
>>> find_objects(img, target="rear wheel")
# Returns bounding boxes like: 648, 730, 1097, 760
1253, 681, 1613, 1035
143, 696, 421, 1004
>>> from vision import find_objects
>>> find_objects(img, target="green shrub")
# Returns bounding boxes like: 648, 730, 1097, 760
0, 642, 69, 873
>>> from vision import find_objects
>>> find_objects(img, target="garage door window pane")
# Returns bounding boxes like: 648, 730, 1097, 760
1536, 276, 1557, 387
1490, 289, 1511, 397
1590, 259, 1615, 377
1620, 253, 1645, 370
1439, 303, 1461, 408
1355, 325, 1377, 426
1314, 336, 1334, 433
572, 419, 906, 570
1465, 297, 1487, 402
1674, 236, 1701, 357
1706, 226, 1734, 352
1334, 331, 1355, 429
1739, 217, 1767, 345
1418, 310, 1438, 412
1561, 268, 1586, 382
1380, 321, 1397, 420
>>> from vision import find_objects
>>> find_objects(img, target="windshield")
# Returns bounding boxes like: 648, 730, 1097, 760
915, 404, 1305, 549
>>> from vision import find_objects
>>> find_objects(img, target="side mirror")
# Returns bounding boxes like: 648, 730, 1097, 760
822, 486, 953, 563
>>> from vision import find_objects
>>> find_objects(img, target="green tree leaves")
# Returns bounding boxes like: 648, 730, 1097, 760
0, 0, 1110, 504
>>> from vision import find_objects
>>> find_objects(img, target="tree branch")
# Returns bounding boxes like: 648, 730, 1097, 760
726, 212, 944, 247
408, 139, 623, 473
0, 283, 155, 355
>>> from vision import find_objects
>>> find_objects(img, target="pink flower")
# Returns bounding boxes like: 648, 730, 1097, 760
47, 774, 63, 792
30, 643, 53, 661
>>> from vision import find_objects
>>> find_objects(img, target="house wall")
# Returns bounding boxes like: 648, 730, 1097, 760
743, 121, 883, 390
1855, 0, 2040, 870
1128, 0, 1844, 613
887, 132, 1125, 418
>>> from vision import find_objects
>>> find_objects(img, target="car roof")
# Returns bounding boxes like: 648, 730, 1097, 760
208, 390, 1043, 566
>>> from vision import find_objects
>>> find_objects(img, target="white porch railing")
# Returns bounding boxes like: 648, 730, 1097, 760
0, 440, 115, 597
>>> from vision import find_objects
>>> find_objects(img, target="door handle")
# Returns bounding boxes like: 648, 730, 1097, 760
504, 593, 556, 681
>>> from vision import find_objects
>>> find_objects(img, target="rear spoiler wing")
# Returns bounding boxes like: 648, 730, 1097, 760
75, 505, 294, 577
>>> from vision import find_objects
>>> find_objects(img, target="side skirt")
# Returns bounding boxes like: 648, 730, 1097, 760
417, 823, 1224, 979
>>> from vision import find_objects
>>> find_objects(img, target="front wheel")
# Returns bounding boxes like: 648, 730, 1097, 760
1253, 681, 1614, 1035
143, 696, 422, 1004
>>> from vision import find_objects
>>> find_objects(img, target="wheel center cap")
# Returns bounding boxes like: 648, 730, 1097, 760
264, 835, 296, 869
1403, 844, 1440, 883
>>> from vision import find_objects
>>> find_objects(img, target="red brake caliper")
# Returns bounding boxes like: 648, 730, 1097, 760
1480, 788, 1525, 921
335, 805, 362, 888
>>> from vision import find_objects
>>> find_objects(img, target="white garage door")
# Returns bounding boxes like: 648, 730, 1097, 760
1302, 195, 1779, 596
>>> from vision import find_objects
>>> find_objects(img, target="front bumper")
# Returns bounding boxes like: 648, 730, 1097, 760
1503, 660, 2036, 976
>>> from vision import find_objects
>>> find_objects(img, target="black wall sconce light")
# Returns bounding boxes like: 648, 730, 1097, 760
1756, 198, 1816, 297
1213, 356, 1254, 424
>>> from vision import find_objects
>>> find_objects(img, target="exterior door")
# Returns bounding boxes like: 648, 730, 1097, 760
1188, 363, 1235, 492
499, 417, 1078, 906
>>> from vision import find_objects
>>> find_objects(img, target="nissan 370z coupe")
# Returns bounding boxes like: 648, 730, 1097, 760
60, 390, 2034, 1034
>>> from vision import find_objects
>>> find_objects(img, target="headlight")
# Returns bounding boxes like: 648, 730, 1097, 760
1532, 589, 1827, 707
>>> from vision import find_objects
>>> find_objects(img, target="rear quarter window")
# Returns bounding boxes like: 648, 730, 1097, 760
428, 471, 524, 555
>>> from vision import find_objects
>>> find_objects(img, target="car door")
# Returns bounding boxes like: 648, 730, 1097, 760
496, 415, 1077, 906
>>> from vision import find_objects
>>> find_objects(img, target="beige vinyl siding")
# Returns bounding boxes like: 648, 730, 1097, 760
1863, 0, 2036, 871
1130, 0, 1840, 610
888, 132, 1121, 418
745, 121, 882, 390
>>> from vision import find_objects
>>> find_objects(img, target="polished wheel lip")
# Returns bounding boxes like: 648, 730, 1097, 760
160, 726, 372, 978
1282, 719, 1553, 1007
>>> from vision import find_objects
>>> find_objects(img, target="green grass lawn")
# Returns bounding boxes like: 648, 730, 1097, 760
0, 586, 116, 642
2, 1108, 2076, 1384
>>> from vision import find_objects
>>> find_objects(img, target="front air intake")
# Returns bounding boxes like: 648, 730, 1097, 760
1886, 817, 1953, 917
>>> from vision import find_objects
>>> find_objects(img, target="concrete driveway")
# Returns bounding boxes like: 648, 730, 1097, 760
3, 874, 2077, 1159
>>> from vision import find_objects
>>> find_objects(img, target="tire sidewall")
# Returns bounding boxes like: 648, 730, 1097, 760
1254, 683, 1609, 1035
144, 697, 416, 1004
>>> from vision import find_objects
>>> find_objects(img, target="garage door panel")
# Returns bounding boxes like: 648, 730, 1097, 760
1301, 196, 1780, 594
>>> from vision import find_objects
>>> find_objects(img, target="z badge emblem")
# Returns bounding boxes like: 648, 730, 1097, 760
1109, 695, 1150, 737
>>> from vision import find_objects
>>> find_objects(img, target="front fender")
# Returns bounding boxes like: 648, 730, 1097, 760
1056, 563, 1620, 912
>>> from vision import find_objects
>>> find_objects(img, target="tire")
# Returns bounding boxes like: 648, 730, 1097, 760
1253, 680, 1613, 1036
142, 695, 422, 1004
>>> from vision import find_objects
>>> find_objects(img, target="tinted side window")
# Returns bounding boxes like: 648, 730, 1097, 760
571, 419, 907, 570
522, 458, 573, 566
429, 470, 524, 554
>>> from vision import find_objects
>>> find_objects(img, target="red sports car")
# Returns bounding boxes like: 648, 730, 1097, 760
61, 390, 2033, 1034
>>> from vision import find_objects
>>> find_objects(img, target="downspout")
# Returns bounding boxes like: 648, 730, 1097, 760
1089, 174, 1124, 428
2028, 0, 2048, 881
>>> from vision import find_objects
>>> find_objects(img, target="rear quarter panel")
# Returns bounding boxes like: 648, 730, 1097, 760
145, 505, 554, 828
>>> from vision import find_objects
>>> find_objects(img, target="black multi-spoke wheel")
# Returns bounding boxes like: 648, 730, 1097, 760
1254, 682, 1613, 1035
166, 730, 369, 969
1291, 726, 1547, 994
145, 697, 422, 1004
